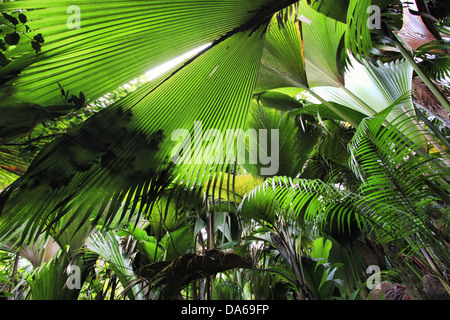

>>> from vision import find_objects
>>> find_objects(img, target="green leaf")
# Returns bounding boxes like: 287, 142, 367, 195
254, 90, 304, 112
31, 41, 41, 54
86, 231, 141, 300
298, 2, 346, 87
18, 13, 27, 24
307, 0, 349, 22
0, 51, 8, 66
311, 55, 416, 129
256, 9, 308, 92
27, 251, 80, 300
0, 0, 294, 106
345, 0, 372, 58
0, 1, 279, 245
244, 100, 317, 178
4, 32, 20, 45
33, 33, 44, 44
162, 224, 194, 261
290, 101, 367, 123
348, 112, 450, 249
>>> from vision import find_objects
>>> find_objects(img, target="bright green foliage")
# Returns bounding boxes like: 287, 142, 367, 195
0, 0, 449, 301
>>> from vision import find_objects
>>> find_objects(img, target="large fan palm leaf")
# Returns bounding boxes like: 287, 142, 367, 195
0, 0, 286, 106
0, 0, 297, 245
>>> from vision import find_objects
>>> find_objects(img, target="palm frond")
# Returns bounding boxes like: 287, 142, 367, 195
298, 2, 346, 87
255, 1, 347, 91
305, 0, 350, 23
345, 0, 373, 58
290, 101, 367, 124
300, 121, 359, 190
306, 0, 395, 23
27, 250, 78, 300
243, 100, 317, 178
396, 0, 440, 50
414, 41, 450, 81
0, 1, 289, 246
418, 56, 450, 82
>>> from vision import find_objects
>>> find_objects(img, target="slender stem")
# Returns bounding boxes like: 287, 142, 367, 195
420, 246, 440, 274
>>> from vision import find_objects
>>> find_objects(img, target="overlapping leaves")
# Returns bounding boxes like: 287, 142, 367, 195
238, 109, 450, 257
